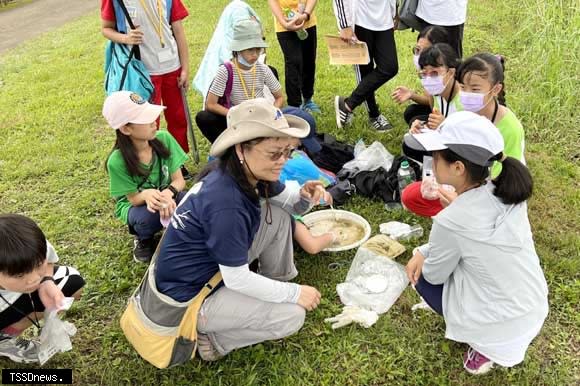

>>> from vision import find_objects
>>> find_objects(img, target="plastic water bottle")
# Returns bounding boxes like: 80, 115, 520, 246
284, 7, 308, 40
397, 160, 416, 195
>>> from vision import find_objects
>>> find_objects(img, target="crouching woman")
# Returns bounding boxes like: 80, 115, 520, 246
404, 112, 548, 375
146, 99, 327, 364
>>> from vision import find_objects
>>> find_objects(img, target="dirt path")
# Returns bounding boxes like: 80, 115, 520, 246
0, 0, 97, 54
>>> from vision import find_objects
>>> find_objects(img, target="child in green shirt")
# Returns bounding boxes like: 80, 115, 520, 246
103, 92, 188, 263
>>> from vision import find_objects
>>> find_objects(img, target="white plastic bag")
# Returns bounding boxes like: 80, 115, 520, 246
38, 298, 77, 365
339, 141, 395, 178
336, 245, 409, 314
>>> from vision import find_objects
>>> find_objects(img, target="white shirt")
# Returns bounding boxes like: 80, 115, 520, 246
333, 0, 396, 31
416, 0, 468, 26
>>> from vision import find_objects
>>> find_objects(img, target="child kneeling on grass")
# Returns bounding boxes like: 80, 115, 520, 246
0, 214, 85, 364
103, 91, 188, 263
404, 112, 548, 375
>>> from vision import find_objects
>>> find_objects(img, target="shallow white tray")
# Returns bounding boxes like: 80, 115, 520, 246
302, 209, 372, 252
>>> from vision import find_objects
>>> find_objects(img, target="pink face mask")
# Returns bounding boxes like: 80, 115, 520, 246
421, 76, 446, 96
459, 91, 489, 112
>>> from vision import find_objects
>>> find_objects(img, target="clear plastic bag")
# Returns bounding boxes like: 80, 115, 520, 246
336, 245, 409, 314
339, 141, 395, 178
38, 298, 77, 365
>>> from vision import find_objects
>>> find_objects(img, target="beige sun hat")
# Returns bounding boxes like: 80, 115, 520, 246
229, 19, 268, 52
210, 99, 310, 157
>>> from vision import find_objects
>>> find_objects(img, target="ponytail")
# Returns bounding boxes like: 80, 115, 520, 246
492, 155, 533, 204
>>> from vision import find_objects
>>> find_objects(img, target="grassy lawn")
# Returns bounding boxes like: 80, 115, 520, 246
0, 0, 578, 384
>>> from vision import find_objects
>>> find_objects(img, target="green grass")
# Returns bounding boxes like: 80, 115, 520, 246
0, 0, 578, 384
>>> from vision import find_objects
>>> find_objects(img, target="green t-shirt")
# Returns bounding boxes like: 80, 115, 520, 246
491, 108, 525, 178
433, 92, 464, 117
107, 130, 188, 224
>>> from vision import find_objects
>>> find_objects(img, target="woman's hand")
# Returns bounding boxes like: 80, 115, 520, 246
38, 280, 65, 311
405, 250, 425, 286
297, 285, 321, 311
392, 86, 413, 104
300, 181, 332, 205
427, 108, 444, 129
142, 189, 163, 213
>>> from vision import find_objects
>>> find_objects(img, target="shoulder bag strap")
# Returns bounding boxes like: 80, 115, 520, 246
114, 0, 142, 61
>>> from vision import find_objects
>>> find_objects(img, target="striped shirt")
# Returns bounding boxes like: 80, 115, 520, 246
208, 63, 281, 107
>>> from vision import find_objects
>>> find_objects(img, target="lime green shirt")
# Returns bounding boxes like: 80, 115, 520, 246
107, 130, 188, 224
433, 92, 464, 117
492, 108, 525, 178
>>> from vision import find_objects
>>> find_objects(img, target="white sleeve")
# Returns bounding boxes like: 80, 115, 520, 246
333, 0, 354, 29
46, 240, 59, 264
219, 264, 301, 304
267, 181, 313, 215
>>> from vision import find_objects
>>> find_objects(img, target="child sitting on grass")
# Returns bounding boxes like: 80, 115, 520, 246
103, 91, 188, 263
0, 214, 85, 364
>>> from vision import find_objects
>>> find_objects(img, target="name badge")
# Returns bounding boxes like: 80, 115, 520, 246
157, 48, 173, 63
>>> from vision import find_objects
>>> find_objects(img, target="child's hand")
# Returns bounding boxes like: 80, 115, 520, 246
392, 86, 413, 104
125, 27, 144, 45
143, 189, 163, 213
409, 119, 427, 134
159, 190, 177, 219
178, 68, 189, 90
405, 250, 425, 286
339, 27, 358, 43
284, 16, 305, 31
427, 108, 444, 129
38, 280, 65, 311
438, 186, 458, 208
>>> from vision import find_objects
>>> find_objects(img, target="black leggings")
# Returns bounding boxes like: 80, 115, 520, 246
346, 26, 398, 118
195, 110, 227, 143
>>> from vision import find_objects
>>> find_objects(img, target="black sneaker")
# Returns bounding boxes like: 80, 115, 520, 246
334, 96, 353, 129
180, 165, 193, 180
133, 238, 154, 263
369, 114, 393, 132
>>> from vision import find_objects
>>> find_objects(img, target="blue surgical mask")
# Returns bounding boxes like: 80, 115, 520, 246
421, 76, 446, 96
459, 91, 488, 112
237, 54, 255, 68
413, 54, 421, 70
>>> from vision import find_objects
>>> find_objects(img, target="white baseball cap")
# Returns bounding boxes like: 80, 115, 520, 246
210, 99, 309, 157
102, 91, 165, 129
404, 111, 504, 166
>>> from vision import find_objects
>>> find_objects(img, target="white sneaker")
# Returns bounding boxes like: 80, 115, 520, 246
0, 335, 40, 363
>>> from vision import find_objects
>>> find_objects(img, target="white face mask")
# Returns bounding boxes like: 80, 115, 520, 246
237, 54, 255, 68
413, 54, 421, 70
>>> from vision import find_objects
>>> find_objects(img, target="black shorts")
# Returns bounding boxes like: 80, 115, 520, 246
0, 265, 85, 330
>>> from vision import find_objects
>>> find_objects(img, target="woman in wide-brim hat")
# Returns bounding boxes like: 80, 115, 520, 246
154, 99, 330, 362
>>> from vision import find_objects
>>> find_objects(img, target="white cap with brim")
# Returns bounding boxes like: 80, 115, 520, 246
210, 99, 310, 157
229, 19, 268, 52
403, 111, 504, 166
103, 91, 165, 129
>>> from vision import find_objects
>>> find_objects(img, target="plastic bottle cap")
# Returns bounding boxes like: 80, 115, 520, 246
401, 160, 409, 168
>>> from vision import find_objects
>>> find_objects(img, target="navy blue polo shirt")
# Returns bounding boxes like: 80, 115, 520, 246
155, 169, 261, 302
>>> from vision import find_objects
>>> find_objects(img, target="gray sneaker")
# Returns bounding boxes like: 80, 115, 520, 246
369, 114, 393, 132
0, 335, 40, 363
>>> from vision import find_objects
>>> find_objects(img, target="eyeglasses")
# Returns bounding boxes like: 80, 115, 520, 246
412, 46, 422, 55
241, 47, 265, 56
418, 69, 449, 79
260, 147, 296, 161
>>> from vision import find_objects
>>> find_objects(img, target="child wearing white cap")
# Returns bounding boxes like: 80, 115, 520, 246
103, 91, 188, 263
404, 112, 548, 375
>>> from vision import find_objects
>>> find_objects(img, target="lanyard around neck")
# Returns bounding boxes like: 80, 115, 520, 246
235, 59, 257, 100
137, 0, 165, 48
491, 100, 499, 123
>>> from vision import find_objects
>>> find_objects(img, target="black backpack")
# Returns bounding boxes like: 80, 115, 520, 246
309, 133, 355, 174
352, 156, 421, 203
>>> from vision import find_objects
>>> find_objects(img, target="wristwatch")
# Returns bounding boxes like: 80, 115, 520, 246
167, 184, 179, 199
